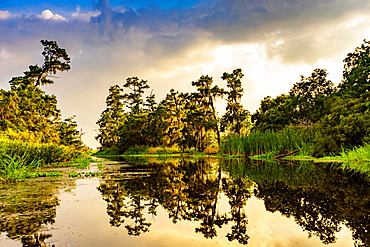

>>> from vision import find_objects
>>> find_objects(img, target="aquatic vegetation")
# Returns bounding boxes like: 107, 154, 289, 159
219, 128, 313, 158
26, 171, 64, 178
0, 137, 86, 183
0, 137, 84, 165
68, 171, 104, 177
339, 144, 370, 162
0, 153, 42, 183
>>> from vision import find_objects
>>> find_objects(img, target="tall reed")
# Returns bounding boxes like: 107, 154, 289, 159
220, 128, 313, 158
0, 137, 85, 183
0, 153, 42, 183
0, 137, 83, 164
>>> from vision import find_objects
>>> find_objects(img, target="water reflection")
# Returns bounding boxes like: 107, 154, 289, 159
0, 177, 73, 247
99, 158, 370, 246
98, 158, 253, 244
0, 158, 369, 246
224, 159, 370, 246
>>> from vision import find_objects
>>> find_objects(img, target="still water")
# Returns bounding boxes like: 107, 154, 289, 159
1, 157, 369, 246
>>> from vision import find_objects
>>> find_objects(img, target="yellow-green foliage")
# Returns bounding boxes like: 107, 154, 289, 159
0, 137, 83, 165
220, 128, 313, 157
1, 129, 44, 143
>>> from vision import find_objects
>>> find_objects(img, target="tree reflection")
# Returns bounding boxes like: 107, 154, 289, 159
226, 159, 370, 247
222, 177, 252, 245
0, 178, 70, 247
98, 158, 254, 244
99, 157, 370, 246
98, 177, 155, 236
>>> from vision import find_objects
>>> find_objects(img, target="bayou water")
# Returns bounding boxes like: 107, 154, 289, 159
0, 157, 369, 246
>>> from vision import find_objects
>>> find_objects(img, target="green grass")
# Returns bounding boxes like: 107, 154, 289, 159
220, 128, 313, 158
339, 144, 370, 162
0, 137, 87, 183
0, 153, 43, 183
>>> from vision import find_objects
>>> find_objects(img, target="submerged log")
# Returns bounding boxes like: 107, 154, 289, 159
273, 149, 300, 159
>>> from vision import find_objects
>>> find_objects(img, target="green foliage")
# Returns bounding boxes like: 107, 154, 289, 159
0, 40, 85, 150
123, 146, 149, 155
252, 68, 334, 132
339, 143, 370, 162
0, 137, 84, 166
26, 171, 63, 178
68, 171, 104, 177
219, 128, 313, 158
0, 153, 42, 183
221, 69, 250, 135
96, 85, 126, 148
338, 39, 370, 97
289, 68, 334, 124
251, 94, 296, 132
312, 93, 370, 156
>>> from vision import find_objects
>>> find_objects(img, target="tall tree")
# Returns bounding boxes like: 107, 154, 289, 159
96, 85, 125, 149
191, 75, 225, 147
0, 40, 83, 148
117, 77, 151, 152
122, 77, 150, 115
19, 40, 70, 87
221, 69, 249, 135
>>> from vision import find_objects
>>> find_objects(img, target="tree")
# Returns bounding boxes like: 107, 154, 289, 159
221, 69, 250, 135
190, 75, 225, 149
0, 40, 83, 148
289, 68, 334, 125
252, 69, 334, 132
338, 39, 370, 97
251, 94, 295, 132
159, 89, 188, 147
116, 77, 151, 152
57, 116, 84, 148
96, 85, 125, 149
122, 77, 150, 115
35, 40, 71, 87
311, 93, 370, 156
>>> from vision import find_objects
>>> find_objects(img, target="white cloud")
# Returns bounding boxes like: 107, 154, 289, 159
38, 9, 66, 21
0, 10, 11, 19
1, 0, 370, 148
0, 47, 9, 59
71, 5, 100, 22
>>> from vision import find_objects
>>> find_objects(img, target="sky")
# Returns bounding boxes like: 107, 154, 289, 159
1, 0, 370, 148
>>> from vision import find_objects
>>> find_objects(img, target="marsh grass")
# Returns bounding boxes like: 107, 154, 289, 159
339, 144, 370, 162
0, 137, 83, 164
220, 128, 313, 158
0, 153, 42, 183
0, 137, 85, 183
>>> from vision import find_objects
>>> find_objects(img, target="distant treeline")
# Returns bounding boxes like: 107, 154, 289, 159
97, 39, 370, 157
96, 69, 249, 153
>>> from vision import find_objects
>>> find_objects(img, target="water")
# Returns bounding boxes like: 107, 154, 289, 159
1, 157, 369, 246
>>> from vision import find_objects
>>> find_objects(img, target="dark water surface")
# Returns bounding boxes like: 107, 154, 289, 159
1, 157, 369, 246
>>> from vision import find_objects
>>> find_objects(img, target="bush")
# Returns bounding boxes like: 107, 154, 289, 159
123, 146, 149, 155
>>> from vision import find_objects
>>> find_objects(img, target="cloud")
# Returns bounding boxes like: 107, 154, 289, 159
71, 10, 100, 22
0, 48, 9, 59
38, 9, 66, 21
1, 0, 370, 147
0, 10, 11, 19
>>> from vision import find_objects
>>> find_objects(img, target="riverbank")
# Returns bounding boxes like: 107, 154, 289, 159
0, 137, 89, 184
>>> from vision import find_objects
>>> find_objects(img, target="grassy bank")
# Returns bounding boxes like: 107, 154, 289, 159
0, 137, 86, 183
219, 128, 312, 158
